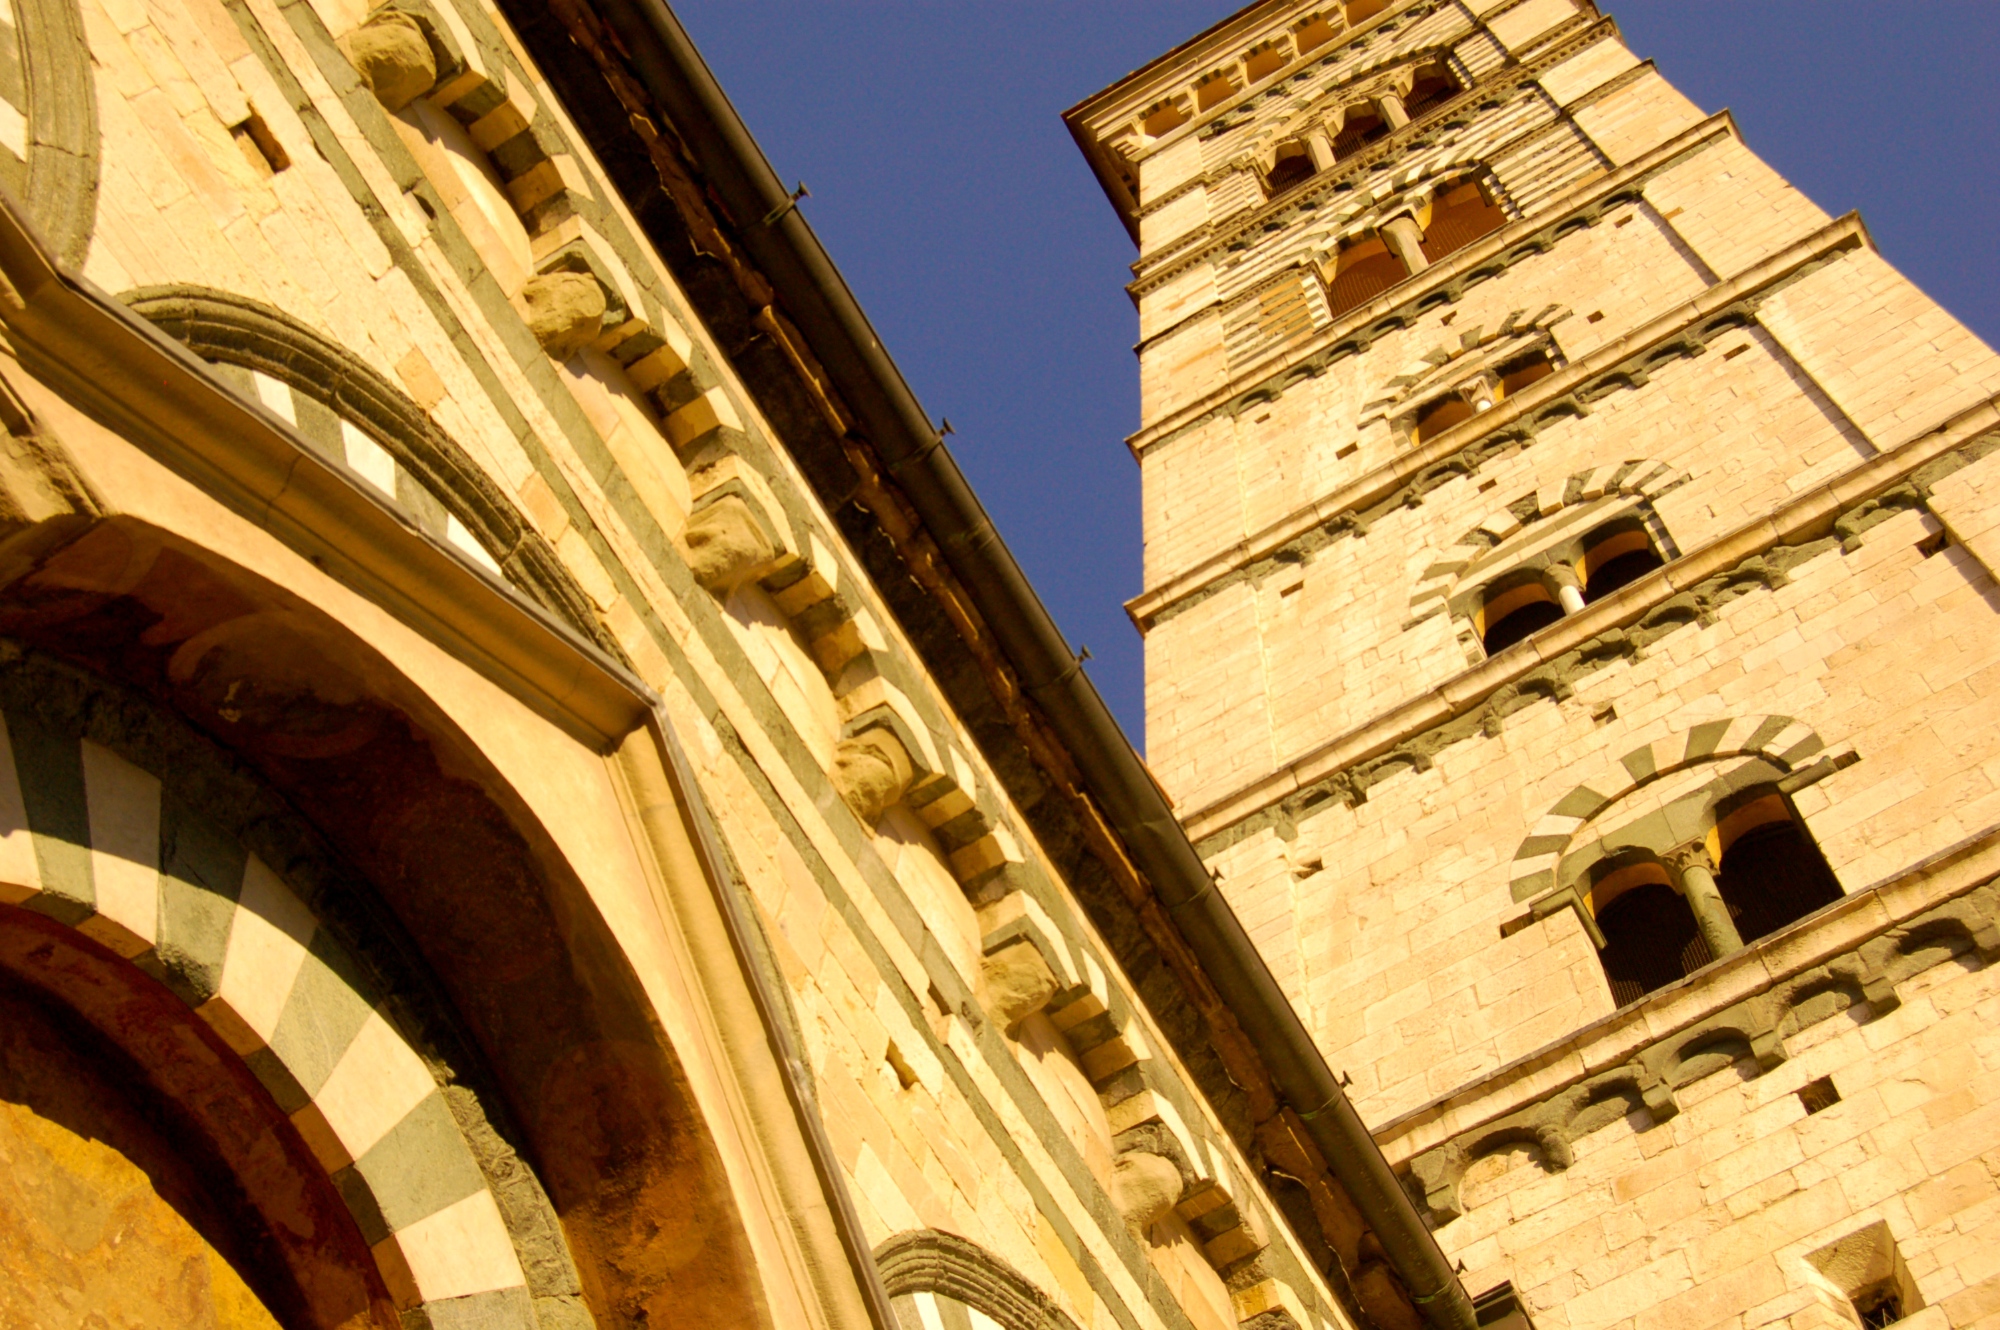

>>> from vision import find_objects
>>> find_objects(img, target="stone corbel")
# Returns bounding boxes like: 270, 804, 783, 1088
339, 10, 438, 112
828, 724, 913, 825
976, 890, 1085, 1028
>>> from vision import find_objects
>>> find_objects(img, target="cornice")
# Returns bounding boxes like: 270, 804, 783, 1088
0, 194, 652, 752
1176, 380, 2000, 853
1130, 13, 1611, 284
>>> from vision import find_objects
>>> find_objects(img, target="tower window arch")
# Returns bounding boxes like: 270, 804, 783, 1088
1403, 60, 1464, 117
1590, 859, 1710, 1008
1477, 575, 1564, 655
1326, 233, 1406, 316
1714, 791, 1844, 944
1581, 518, 1667, 604
1418, 178, 1509, 264
1264, 140, 1319, 195
1331, 102, 1389, 158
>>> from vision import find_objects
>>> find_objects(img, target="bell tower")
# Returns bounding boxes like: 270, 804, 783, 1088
1072, 1, 2000, 1325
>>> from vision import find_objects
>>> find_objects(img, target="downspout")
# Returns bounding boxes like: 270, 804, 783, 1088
583, 4, 1479, 1328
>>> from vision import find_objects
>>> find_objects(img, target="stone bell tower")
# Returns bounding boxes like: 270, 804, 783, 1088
1071, 0, 2000, 1326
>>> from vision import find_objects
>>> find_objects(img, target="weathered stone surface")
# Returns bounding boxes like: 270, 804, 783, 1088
517, 271, 606, 362
683, 495, 779, 595
338, 11, 436, 112
829, 726, 912, 825
1109, 1150, 1183, 1227
979, 937, 1059, 1030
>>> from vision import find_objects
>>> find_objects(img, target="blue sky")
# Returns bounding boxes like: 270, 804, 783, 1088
672, 1, 2000, 750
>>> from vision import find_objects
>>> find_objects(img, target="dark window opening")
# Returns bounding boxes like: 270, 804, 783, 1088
231, 111, 290, 177
1266, 148, 1317, 195
1580, 521, 1666, 604
1857, 1293, 1902, 1330
1326, 235, 1406, 316
1481, 597, 1563, 655
1420, 179, 1508, 263
1597, 882, 1709, 1007
1717, 817, 1843, 944
1496, 351, 1554, 400
1798, 1076, 1842, 1115
1413, 393, 1475, 443
1403, 62, 1463, 117
1332, 109, 1389, 158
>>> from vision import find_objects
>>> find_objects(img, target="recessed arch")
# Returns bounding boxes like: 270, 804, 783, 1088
876, 1230, 1084, 1330
8, 0, 98, 268
120, 284, 621, 660
0, 514, 765, 1325
1509, 714, 1826, 902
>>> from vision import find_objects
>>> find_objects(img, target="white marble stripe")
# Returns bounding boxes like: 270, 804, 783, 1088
250, 369, 297, 424
208, 856, 316, 1055
80, 740, 161, 957
392, 1187, 525, 1301
445, 514, 502, 573
340, 418, 398, 495
0, 712, 41, 903
313, 1009, 439, 1165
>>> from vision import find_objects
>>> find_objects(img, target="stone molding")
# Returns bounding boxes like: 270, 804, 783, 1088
876, 1229, 1083, 1330
1398, 842, 2000, 1226
122, 284, 624, 661
1182, 390, 2000, 853
16, 0, 99, 269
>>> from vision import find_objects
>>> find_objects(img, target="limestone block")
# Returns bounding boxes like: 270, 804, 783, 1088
517, 271, 606, 362
1110, 1150, 1184, 1228
829, 726, 913, 826
339, 12, 436, 112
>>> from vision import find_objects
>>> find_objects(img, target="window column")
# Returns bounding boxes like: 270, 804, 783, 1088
1667, 844, 1744, 962
1381, 213, 1430, 275
1377, 89, 1411, 130
1545, 564, 1586, 616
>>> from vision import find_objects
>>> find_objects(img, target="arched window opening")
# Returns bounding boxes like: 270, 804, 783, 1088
1495, 350, 1555, 401
1479, 579, 1562, 655
1332, 105, 1389, 158
1419, 178, 1508, 263
1403, 61, 1462, 117
1580, 521, 1666, 604
1265, 142, 1318, 196
1595, 873, 1710, 1007
1326, 234, 1407, 316
1344, 0, 1389, 24
1413, 391, 1475, 443
1716, 794, 1844, 944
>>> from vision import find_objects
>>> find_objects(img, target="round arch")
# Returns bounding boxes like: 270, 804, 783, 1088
0, 514, 763, 1326
876, 1230, 1084, 1330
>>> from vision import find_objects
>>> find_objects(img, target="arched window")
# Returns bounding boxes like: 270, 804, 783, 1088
1327, 233, 1407, 316
1332, 104, 1389, 158
1715, 794, 1844, 943
1419, 179, 1509, 263
1413, 391, 1475, 443
1265, 142, 1318, 195
1403, 61, 1463, 117
1479, 578, 1563, 655
1591, 863, 1711, 1007
1581, 520, 1666, 604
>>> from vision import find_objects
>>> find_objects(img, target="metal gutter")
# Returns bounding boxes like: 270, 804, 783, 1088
575, 4, 1479, 1328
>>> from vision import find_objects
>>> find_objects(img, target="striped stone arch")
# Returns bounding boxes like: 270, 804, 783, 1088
1299, 142, 1518, 259
1408, 456, 1690, 626
1508, 715, 1827, 902
1359, 305, 1570, 430
122, 284, 624, 660
0, 650, 581, 1326
877, 1230, 1083, 1330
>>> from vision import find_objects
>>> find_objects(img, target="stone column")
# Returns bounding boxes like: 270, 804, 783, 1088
1377, 91, 1411, 129
1668, 844, 1744, 960
1545, 564, 1586, 616
1381, 214, 1429, 275
1306, 130, 1336, 172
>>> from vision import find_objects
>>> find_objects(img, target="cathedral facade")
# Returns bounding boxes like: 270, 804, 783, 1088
1069, 1, 2000, 1328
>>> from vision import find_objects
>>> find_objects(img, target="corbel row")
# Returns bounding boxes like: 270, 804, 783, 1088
1407, 878, 2000, 1226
